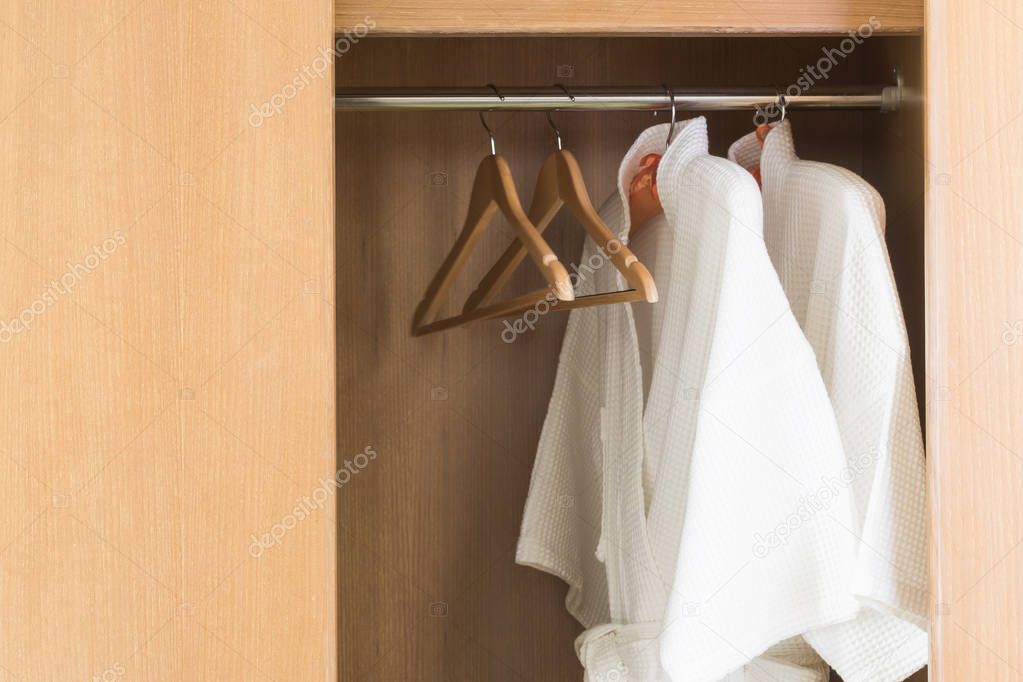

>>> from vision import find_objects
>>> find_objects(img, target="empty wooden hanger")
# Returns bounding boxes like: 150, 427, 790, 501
462, 88, 657, 320
412, 88, 573, 336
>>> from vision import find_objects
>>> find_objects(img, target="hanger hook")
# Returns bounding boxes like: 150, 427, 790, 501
544, 111, 562, 150
753, 91, 787, 126
479, 83, 504, 155
544, 84, 575, 151
662, 83, 677, 149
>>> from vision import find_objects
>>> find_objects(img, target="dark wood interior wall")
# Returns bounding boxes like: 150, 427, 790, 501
862, 37, 927, 421
336, 36, 924, 681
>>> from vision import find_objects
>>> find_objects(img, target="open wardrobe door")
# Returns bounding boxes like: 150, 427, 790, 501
0, 1, 337, 680
927, 0, 1023, 679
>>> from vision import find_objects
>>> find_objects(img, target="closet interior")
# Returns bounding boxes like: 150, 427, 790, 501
336, 35, 925, 681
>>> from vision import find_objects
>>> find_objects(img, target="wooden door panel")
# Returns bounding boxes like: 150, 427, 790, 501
927, 0, 1023, 679
0, 2, 336, 679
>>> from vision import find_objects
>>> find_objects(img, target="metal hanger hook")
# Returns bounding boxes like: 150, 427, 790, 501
545, 111, 563, 150
544, 84, 575, 150
479, 83, 505, 155
753, 91, 787, 126
662, 83, 677, 149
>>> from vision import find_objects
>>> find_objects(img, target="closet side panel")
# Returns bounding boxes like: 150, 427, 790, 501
0, 3, 336, 680
927, 1, 1023, 679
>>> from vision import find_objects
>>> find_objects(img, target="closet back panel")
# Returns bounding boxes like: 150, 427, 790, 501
337, 36, 924, 680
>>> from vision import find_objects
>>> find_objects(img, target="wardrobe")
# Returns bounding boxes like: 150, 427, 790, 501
1, 1, 1017, 681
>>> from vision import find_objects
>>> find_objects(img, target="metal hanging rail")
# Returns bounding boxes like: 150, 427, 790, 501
333, 84, 902, 113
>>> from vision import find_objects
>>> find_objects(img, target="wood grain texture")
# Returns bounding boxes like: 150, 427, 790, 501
926, 1, 1023, 680
336, 35, 914, 681
0, 1, 336, 680
336, 0, 922, 35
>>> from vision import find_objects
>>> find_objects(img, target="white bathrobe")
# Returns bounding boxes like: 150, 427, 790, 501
517, 118, 866, 682
727, 122, 929, 681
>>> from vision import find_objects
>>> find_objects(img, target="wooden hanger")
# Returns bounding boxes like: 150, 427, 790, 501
412, 107, 573, 336
461, 107, 657, 320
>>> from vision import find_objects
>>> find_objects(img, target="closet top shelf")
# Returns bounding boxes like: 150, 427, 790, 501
335, 1, 923, 36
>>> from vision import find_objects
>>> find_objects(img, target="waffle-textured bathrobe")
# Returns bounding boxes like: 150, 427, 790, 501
727, 121, 929, 682
516, 118, 866, 682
